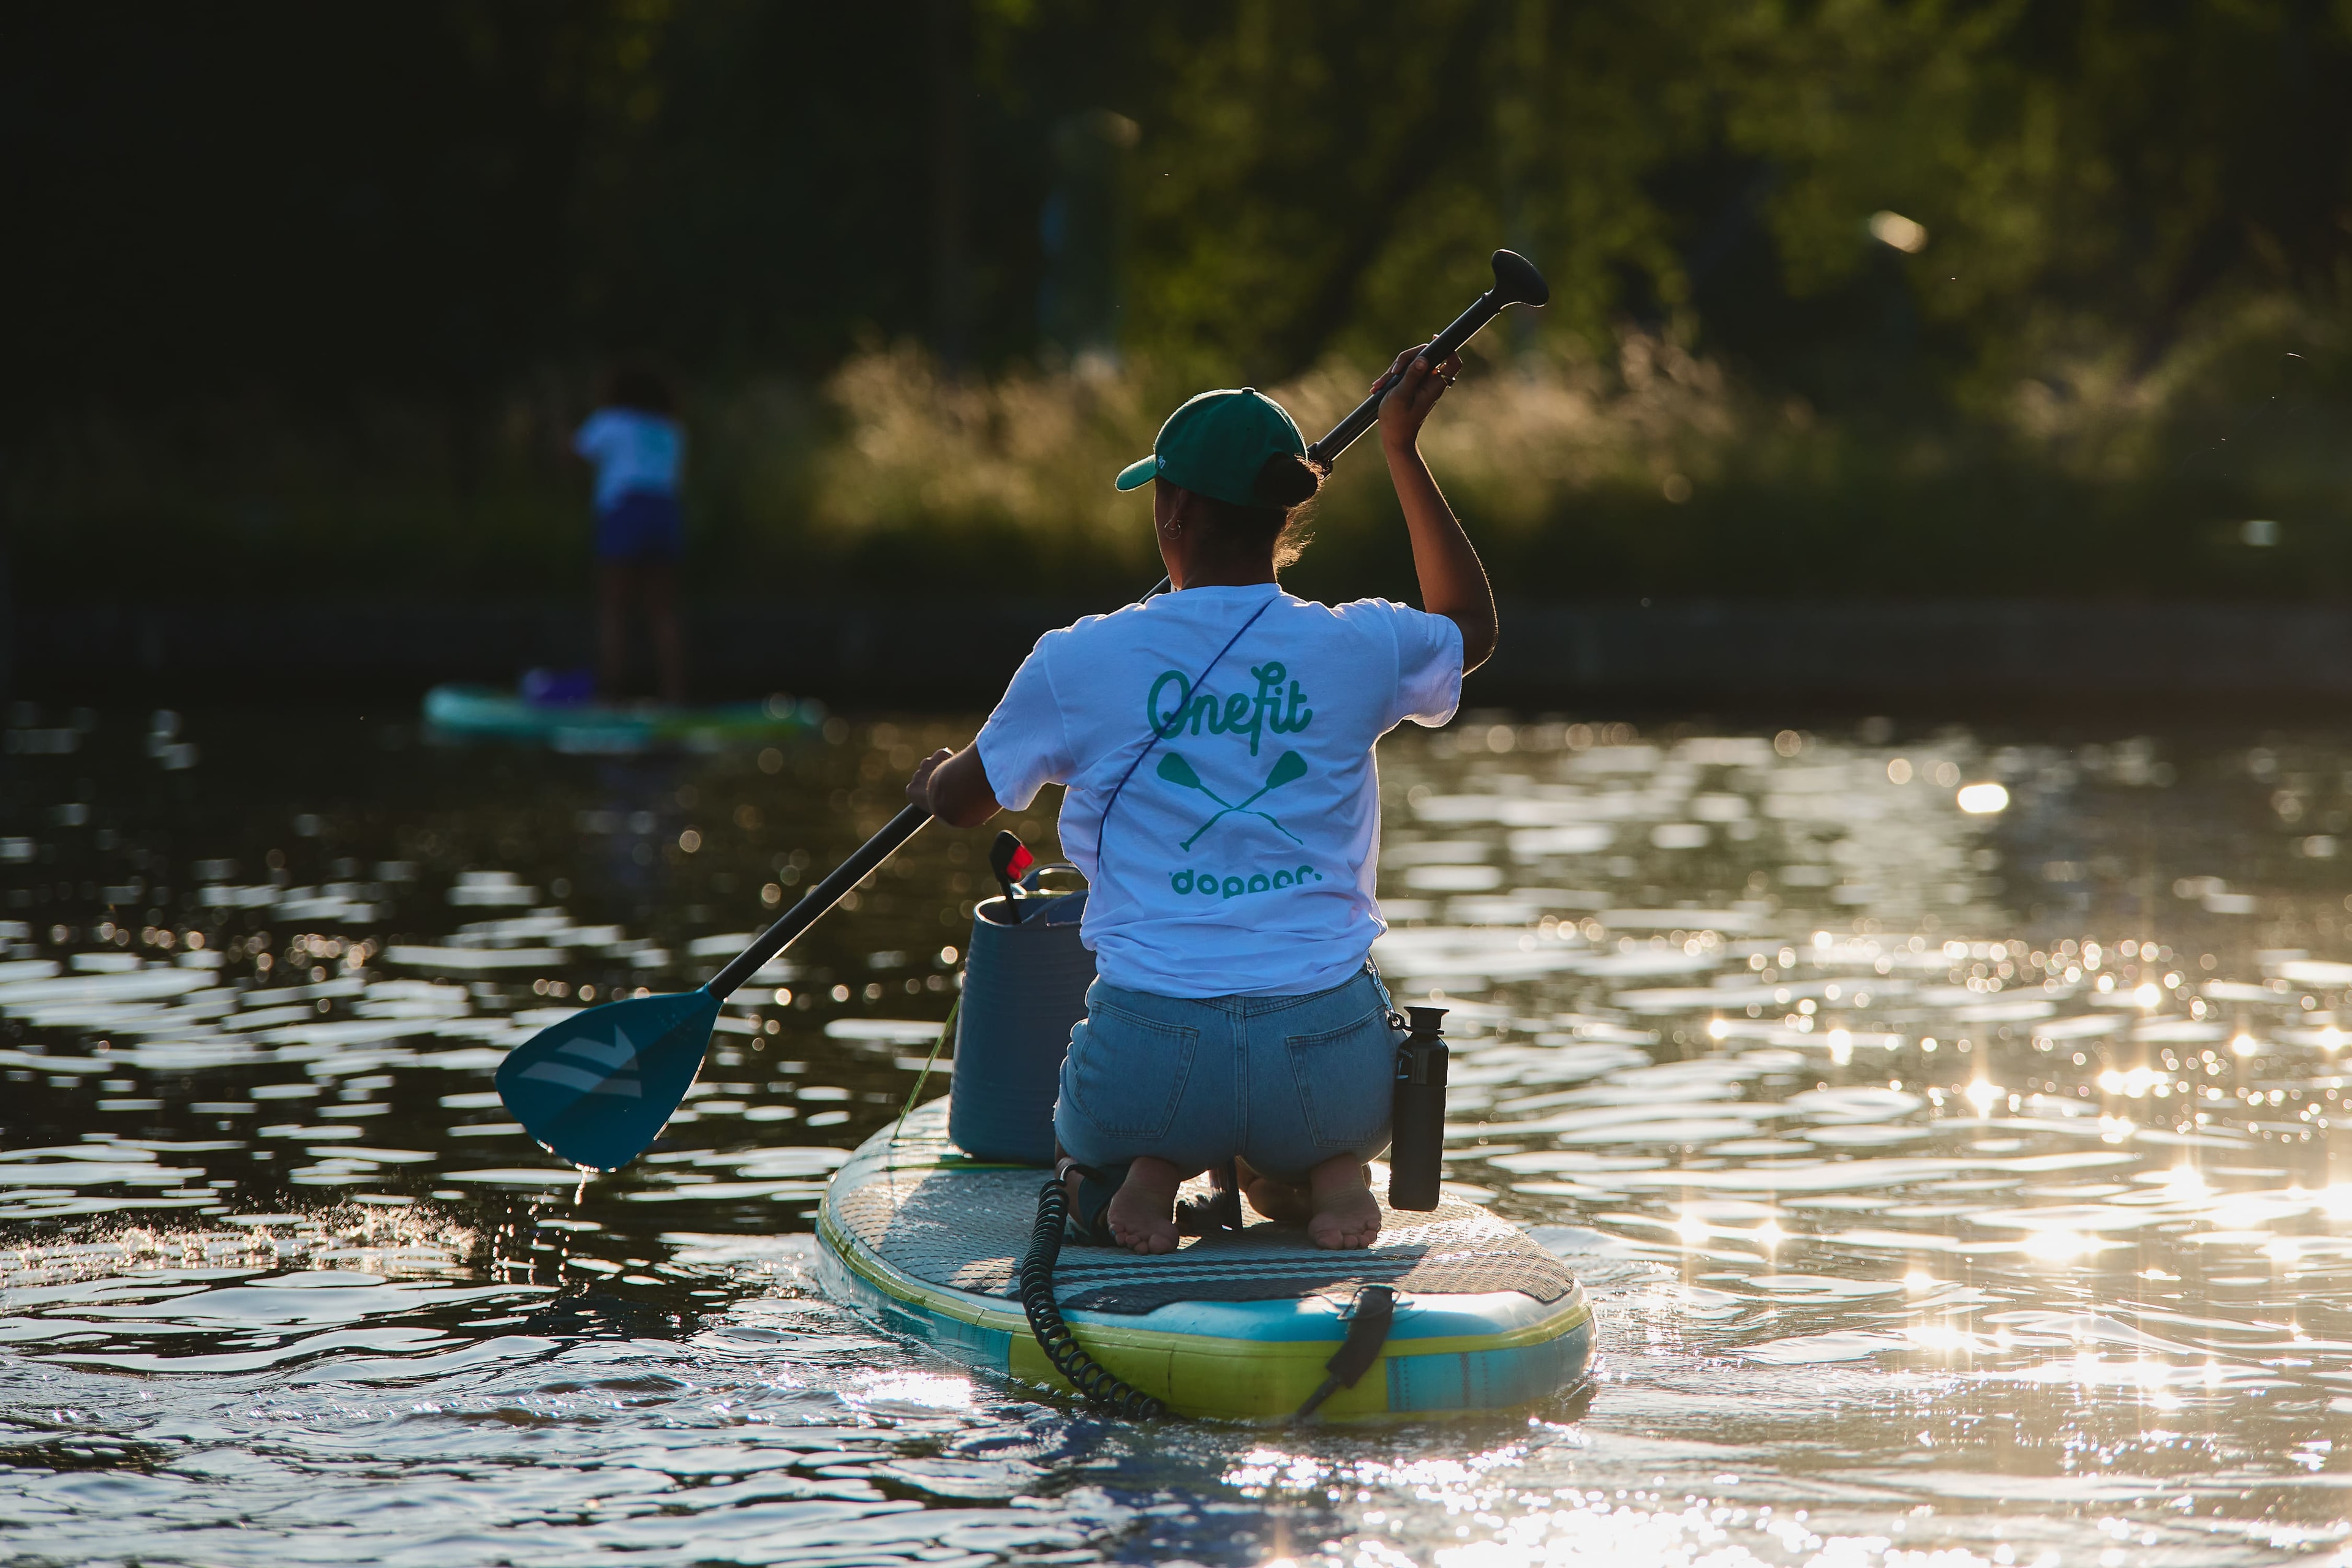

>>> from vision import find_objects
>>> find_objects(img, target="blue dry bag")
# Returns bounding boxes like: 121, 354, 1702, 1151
948, 879, 1093, 1166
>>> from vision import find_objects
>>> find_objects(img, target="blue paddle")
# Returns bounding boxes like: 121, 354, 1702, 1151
496, 803, 932, 1171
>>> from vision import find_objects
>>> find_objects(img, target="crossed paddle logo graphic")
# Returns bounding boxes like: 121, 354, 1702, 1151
1158, 749, 1308, 849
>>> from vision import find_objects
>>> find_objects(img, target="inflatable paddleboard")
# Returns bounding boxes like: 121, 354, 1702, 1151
423, 685, 823, 753
815, 1101, 1593, 1421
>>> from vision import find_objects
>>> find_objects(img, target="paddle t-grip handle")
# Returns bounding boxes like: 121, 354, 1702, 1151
705, 804, 932, 1000
1304, 249, 1549, 470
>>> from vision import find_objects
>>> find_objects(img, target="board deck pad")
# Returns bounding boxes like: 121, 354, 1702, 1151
836, 1102, 1576, 1314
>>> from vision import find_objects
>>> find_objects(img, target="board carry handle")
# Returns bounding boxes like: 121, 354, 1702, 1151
1291, 1284, 1398, 1423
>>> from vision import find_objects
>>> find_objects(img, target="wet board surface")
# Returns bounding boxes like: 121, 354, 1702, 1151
815, 1100, 1594, 1420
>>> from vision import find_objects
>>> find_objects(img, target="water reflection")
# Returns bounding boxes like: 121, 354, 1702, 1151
0, 704, 2346, 1563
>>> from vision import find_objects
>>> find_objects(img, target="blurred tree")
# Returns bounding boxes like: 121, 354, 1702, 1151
1038, 108, 1139, 361
5, 4, 597, 409
9, 1, 2346, 409
2, 0, 2348, 598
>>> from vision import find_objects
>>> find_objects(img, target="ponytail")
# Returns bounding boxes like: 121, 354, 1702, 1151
1179, 453, 1327, 570
1253, 451, 1324, 508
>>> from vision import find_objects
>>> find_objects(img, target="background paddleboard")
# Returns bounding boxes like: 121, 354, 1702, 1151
423, 685, 824, 753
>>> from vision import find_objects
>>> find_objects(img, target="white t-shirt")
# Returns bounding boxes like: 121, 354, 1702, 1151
573, 409, 684, 511
976, 583, 1463, 998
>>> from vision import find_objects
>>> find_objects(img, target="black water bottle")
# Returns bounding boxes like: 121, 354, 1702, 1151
1387, 1005, 1449, 1211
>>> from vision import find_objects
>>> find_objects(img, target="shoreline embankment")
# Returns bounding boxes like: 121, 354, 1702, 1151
20, 598, 2352, 718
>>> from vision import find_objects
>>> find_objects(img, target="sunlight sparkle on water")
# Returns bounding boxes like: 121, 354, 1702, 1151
1954, 781, 2010, 814
2020, 1228, 2093, 1262
7, 709, 2352, 1564
850, 1370, 976, 1411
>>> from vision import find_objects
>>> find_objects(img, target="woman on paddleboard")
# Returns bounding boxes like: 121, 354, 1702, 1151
574, 366, 688, 704
908, 344, 1492, 1255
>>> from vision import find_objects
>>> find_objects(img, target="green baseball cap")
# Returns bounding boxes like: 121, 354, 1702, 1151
1114, 387, 1306, 506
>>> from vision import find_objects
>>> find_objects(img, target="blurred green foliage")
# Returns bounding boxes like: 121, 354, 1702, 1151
5, 1, 2349, 602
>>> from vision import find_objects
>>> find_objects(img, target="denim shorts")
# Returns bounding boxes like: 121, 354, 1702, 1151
595, 489, 684, 562
1052, 965, 1398, 1187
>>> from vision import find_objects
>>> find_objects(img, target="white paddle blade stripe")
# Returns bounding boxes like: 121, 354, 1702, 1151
518, 1060, 644, 1098
556, 1027, 638, 1070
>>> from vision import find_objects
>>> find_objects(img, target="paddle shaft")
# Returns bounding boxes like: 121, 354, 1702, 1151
705, 804, 931, 1000
1305, 289, 1511, 470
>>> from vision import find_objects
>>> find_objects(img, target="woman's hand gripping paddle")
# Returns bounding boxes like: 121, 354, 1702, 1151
1304, 249, 1548, 468
495, 803, 932, 1171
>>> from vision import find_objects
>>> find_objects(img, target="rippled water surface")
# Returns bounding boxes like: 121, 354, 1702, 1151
4, 703, 2351, 1565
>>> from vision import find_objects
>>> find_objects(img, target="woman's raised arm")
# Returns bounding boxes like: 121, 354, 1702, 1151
1375, 346, 1496, 671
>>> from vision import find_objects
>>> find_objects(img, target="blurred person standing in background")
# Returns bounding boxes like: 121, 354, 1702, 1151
574, 367, 687, 704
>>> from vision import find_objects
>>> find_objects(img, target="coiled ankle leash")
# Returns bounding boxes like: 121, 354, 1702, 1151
1018, 1162, 1166, 1419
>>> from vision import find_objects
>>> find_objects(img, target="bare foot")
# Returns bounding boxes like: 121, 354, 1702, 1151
1236, 1155, 1310, 1224
1104, 1156, 1185, 1254
1306, 1152, 1382, 1250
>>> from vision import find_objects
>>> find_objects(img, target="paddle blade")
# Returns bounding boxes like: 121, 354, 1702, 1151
495, 989, 721, 1172
1157, 752, 1202, 788
1265, 750, 1307, 789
